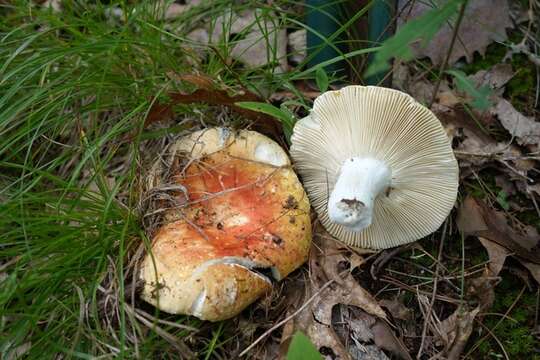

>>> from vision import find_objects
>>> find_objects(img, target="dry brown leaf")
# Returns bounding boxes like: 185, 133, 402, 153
211, 10, 287, 72
493, 98, 540, 147
473, 209, 540, 286
350, 345, 390, 360
159, 0, 202, 20
526, 183, 540, 197
494, 175, 516, 195
184, 28, 210, 59
467, 271, 500, 311
164, 3, 188, 20
478, 237, 508, 277
288, 29, 306, 65
145, 74, 281, 138
5, 342, 31, 360
42, 0, 61, 13
397, 0, 513, 65
469, 64, 514, 95
281, 231, 395, 360
320, 237, 366, 286
438, 306, 480, 359
372, 320, 412, 360
379, 298, 412, 322
349, 311, 376, 342
456, 196, 540, 264
522, 261, 540, 285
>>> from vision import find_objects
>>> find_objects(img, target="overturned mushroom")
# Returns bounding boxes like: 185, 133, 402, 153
140, 128, 311, 321
290, 86, 458, 249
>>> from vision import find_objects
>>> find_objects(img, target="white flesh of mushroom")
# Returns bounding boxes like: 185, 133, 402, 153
328, 158, 391, 231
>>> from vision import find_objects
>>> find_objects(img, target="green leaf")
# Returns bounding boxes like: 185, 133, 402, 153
286, 331, 323, 360
315, 67, 329, 92
496, 190, 510, 211
365, 0, 464, 77
235, 101, 296, 141
446, 69, 493, 110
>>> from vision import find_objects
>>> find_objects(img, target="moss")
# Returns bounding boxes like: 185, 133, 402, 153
474, 273, 539, 358
458, 31, 536, 114
505, 53, 536, 113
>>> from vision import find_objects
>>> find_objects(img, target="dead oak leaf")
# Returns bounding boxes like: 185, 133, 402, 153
456, 196, 540, 264
397, 0, 513, 66
282, 232, 393, 359
210, 10, 287, 72
438, 306, 481, 359
470, 210, 540, 287
492, 98, 540, 147
466, 271, 500, 311
371, 320, 412, 360
478, 237, 508, 277
469, 63, 514, 95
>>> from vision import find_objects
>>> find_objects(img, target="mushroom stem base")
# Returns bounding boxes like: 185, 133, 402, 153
328, 157, 391, 232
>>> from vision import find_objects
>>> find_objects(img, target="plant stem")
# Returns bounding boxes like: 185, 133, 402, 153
429, 0, 468, 108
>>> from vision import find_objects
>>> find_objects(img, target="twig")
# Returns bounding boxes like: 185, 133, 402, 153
370, 243, 414, 280
379, 275, 460, 304
464, 284, 526, 357
429, 0, 469, 108
238, 279, 335, 357
473, 319, 510, 360
417, 220, 448, 359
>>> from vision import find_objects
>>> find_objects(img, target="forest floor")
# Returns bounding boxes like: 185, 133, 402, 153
1, 1, 539, 359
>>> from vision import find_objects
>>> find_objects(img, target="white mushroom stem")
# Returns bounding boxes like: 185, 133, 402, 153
328, 158, 391, 232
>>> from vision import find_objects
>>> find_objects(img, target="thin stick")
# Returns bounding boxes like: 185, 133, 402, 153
474, 319, 510, 360
464, 285, 527, 357
429, 0, 469, 108
238, 279, 335, 357
417, 220, 448, 359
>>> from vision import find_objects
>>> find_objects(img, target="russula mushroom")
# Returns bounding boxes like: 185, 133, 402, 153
290, 86, 458, 249
140, 128, 311, 321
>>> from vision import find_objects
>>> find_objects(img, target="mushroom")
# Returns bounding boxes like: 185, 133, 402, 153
140, 128, 311, 321
290, 86, 458, 249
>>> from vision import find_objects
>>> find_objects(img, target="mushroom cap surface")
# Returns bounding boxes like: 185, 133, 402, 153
290, 85, 458, 249
140, 128, 311, 321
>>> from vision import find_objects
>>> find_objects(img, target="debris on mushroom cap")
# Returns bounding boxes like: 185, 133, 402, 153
290, 86, 458, 249
140, 128, 311, 321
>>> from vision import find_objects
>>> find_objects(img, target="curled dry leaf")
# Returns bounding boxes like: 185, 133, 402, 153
280, 231, 398, 360
397, 0, 513, 66
478, 237, 508, 277
371, 320, 412, 360
458, 197, 540, 285
457, 196, 540, 264
521, 261, 540, 285
438, 306, 481, 360
492, 98, 540, 147
466, 271, 499, 311
145, 74, 281, 138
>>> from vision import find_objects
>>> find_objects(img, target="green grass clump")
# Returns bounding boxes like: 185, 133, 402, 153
0, 1, 371, 357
